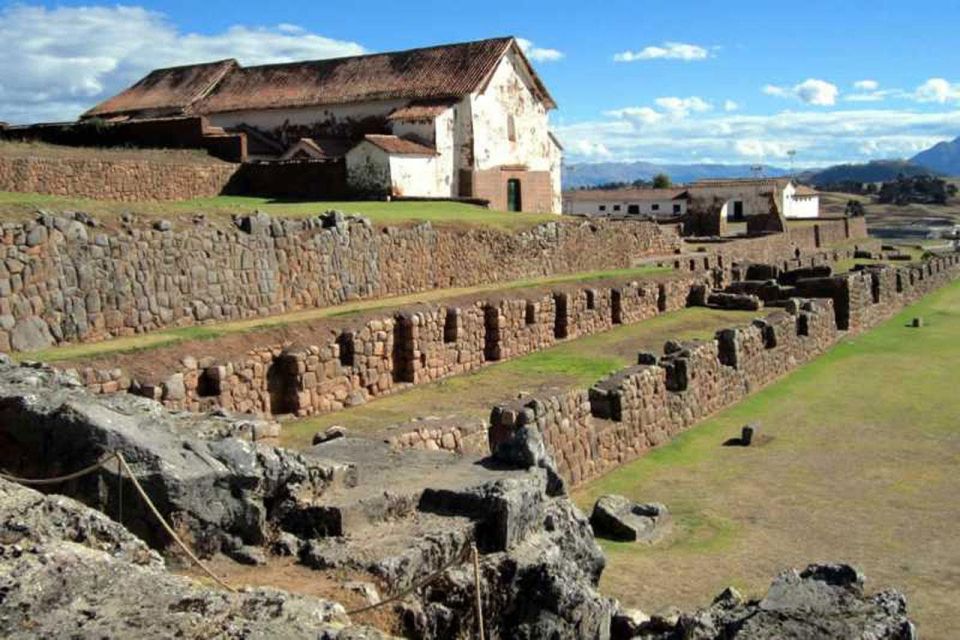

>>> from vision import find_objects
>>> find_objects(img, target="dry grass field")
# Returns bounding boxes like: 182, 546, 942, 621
573, 279, 960, 639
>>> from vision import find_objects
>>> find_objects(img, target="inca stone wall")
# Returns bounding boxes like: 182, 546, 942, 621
490, 253, 960, 487
72, 273, 708, 417
0, 211, 681, 353
67, 239, 872, 422
0, 155, 239, 202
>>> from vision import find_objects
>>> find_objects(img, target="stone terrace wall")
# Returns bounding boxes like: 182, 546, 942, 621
73, 273, 708, 418
0, 211, 681, 352
675, 217, 872, 272
490, 253, 960, 487
0, 155, 239, 202
67, 240, 872, 420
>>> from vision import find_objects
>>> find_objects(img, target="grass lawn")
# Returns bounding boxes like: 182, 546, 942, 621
25, 265, 673, 363
573, 279, 960, 639
0, 191, 555, 231
280, 307, 758, 449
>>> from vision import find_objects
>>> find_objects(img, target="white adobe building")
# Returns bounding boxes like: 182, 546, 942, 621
687, 178, 820, 219
83, 37, 563, 213
562, 188, 689, 217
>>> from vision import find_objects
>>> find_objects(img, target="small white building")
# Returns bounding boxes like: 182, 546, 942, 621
686, 178, 819, 220
83, 37, 563, 213
562, 188, 689, 218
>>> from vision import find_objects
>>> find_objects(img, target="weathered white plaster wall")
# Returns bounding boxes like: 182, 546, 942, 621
469, 52, 554, 173
784, 195, 820, 218
389, 154, 443, 197
391, 107, 457, 196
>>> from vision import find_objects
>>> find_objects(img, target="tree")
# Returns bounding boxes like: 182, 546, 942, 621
845, 200, 865, 217
652, 173, 672, 189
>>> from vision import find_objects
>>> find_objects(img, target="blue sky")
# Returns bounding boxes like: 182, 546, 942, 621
4, 0, 960, 166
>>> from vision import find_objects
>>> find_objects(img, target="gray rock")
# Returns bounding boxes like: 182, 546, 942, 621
635, 563, 915, 639
0, 360, 336, 552
590, 495, 671, 543
0, 479, 386, 639
161, 372, 186, 401
9, 315, 54, 351
611, 607, 650, 640
314, 425, 347, 445
153, 219, 172, 232
25, 225, 47, 246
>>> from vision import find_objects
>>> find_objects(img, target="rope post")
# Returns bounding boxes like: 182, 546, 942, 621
116, 453, 123, 526
472, 543, 485, 640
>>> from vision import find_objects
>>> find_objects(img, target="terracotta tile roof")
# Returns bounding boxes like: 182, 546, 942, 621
690, 178, 793, 188
281, 137, 354, 161
360, 134, 436, 156
564, 188, 690, 202
84, 37, 556, 120
83, 59, 237, 119
387, 99, 456, 121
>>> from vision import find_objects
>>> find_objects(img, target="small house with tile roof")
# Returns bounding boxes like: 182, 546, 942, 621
82, 37, 562, 212
687, 178, 820, 219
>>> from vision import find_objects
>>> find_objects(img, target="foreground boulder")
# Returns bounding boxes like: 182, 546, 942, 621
590, 495, 671, 543
623, 563, 915, 639
0, 478, 383, 639
0, 359, 341, 554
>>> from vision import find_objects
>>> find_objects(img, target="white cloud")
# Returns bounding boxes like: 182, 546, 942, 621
613, 42, 709, 62
605, 96, 712, 128
604, 106, 664, 126
854, 79, 879, 91
723, 100, 740, 112
654, 96, 712, 118
914, 78, 960, 104
570, 140, 612, 158
0, 4, 366, 123
734, 139, 793, 158
763, 78, 838, 106
516, 38, 564, 63
555, 106, 960, 166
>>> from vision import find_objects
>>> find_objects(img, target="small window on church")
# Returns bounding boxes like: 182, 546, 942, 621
507, 115, 517, 142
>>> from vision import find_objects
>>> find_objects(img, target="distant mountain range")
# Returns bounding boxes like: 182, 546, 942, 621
562, 161, 791, 189
800, 160, 936, 187
562, 136, 959, 191
911, 135, 960, 175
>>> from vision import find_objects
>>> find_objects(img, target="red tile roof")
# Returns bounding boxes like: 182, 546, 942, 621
387, 99, 456, 121
83, 59, 237, 119
84, 37, 556, 120
360, 134, 436, 156
281, 137, 355, 161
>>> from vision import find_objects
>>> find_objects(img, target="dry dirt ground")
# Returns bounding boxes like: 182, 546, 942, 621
281, 307, 758, 448
573, 279, 960, 640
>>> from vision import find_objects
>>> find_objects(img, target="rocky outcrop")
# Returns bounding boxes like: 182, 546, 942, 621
0, 358, 612, 639
0, 478, 386, 639
623, 564, 915, 640
0, 357, 345, 554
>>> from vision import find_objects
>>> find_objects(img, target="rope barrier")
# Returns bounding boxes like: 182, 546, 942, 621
0, 451, 236, 593
0, 455, 116, 486
345, 543, 471, 616
114, 452, 237, 593
2, 453, 489, 632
